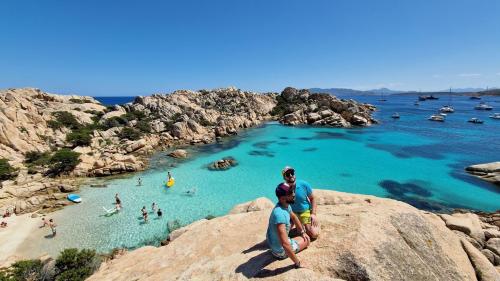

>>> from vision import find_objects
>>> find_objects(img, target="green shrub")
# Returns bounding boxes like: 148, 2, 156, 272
52, 111, 81, 130
171, 113, 182, 122
69, 98, 85, 104
24, 151, 51, 166
101, 116, 128, 130
10, 259, 43, 281
118, 127, 142, 141
47, 149, 81, 176
123, 110, 146, 121
66, 129, 92, 147
47, 120, 63, 130
135, 120, 151, 133
199, 119, 214, 127
55, 248, 99, 281
0, 158, 18, 181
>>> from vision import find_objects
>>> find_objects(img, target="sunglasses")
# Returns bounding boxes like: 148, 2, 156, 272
284, 170, 295, 177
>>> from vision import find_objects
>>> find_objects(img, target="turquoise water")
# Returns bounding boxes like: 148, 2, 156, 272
29, 95, 500, 256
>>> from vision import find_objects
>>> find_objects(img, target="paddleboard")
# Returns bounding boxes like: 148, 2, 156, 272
67, 194, 82, 203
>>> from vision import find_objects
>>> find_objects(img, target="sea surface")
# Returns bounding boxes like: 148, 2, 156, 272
19, 95, 500, 257
93, 96, 136, 106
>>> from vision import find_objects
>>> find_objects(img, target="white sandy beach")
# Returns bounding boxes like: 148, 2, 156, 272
0, 213, 43, 267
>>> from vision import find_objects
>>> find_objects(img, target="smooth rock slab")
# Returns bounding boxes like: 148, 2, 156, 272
486, 238, 500, 256
461, 238, 500, 281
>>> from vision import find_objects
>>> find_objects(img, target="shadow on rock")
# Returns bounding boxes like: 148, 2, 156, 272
235, 250, 276, 278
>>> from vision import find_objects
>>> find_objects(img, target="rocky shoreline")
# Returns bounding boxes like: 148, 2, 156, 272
0, 87, 376, 215
87, 190, 500, 280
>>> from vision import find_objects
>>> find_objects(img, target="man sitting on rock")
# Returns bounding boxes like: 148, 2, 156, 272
266, 182, 310, 268
282, 166, 320, 239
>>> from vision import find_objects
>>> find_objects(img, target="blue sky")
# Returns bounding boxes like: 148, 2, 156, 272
1, 0, 499, 96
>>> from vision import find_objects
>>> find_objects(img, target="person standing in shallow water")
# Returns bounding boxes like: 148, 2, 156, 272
266, 182, 310, 268
141, 206, 148, 222
115, 193, 121, 206
282, 166, 320, 239
49, 219, 57, 237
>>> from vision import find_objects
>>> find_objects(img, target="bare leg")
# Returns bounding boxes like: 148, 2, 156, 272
305, 222, 320, 240
292, 236, 310, 252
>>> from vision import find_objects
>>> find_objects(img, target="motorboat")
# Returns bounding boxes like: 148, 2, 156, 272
414, 101, 420, 106
440, 105, 454, 113
468, 118, 484, 124
391, 113, 400, 119
418, 96, 427, 101
427, 95, 439, 100
439, 113, 447, 117
475, 102, 493, 110
469, 96, 481, 100
489, 113, 500, 119
428, 114, 445, 122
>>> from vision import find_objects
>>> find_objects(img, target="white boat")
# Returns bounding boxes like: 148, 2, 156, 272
429, 114, 445, 122
440, 105, 454, 113
489, 113, 500, 119
475, 103, 493, 110
439, 113, 447, 117
468, 118, 484, 124
391, 113, 400, 119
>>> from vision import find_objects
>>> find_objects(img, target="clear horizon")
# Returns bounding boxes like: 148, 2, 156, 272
1, 0, 499, 96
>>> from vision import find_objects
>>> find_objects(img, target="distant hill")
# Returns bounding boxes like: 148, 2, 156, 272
309, 87, 406, 96
309, 88, 368, 96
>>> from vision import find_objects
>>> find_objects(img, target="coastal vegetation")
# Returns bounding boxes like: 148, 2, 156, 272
0, 159, 18, 181
0, 248, 100, 281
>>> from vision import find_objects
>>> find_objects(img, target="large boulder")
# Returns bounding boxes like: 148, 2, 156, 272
440, 213, 486, 243
89, 190, 476, 280
466, 162, 500, 186
168, 149, 188, 159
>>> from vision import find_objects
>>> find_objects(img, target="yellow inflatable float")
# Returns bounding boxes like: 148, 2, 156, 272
166, 178, 175, 188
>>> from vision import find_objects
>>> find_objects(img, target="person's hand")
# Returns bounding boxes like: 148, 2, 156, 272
301, 232, 310, 244
310, 214, 319, 227
295, 260, 309, 269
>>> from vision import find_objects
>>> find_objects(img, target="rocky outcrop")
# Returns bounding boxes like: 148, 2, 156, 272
167, 149, 188, 159
208, 156, 238, 171
0, 88, 105, 164
89, 190, 485, 280
276, 87, 377, 127
466, 162, 500, 186
1, 87, 376, 215
0, 172, 80, 215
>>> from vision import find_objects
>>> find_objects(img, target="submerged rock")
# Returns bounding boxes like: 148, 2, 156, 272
168, 149, 188, 159
207, 156, 238, 171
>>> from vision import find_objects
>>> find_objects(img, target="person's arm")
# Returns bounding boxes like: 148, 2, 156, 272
308, 190, 318, 227
276, 224, 300, 266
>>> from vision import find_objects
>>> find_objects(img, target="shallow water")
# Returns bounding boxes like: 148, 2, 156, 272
20, 95, 500, 257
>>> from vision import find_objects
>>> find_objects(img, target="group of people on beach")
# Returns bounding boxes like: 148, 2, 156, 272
40, 217, 57, 237
266, 166, 320, 269
1, 210, 11, 228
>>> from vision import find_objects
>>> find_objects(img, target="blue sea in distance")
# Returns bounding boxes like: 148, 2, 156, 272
93, 96, 136, 106
21, 94, 500, 257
